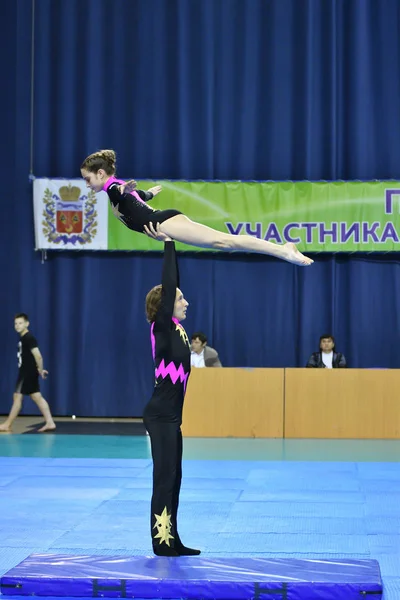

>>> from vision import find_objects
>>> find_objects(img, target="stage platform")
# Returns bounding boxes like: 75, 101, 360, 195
0, 553, 382, 599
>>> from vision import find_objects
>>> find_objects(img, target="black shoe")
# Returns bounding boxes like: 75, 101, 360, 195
153, 545, 180, 557
177, 545, 201, 556
174, 533, 201, 556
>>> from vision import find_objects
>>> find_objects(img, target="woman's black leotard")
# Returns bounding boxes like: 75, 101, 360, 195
143, 241, 191, 555
103, 176, 182, 233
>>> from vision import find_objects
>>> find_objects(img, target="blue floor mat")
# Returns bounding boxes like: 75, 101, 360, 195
0, 444, 398, 598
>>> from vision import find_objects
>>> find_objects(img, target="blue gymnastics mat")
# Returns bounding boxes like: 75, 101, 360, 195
0, 553, 382, 599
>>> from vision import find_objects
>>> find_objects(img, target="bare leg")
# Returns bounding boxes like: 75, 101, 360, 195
160, 215, 313, 266
30, 393, 56, 432
0, 393, 23, 431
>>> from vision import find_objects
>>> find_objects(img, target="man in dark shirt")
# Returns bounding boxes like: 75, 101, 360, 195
0, 313, 56, 433
306, 334, 347, 368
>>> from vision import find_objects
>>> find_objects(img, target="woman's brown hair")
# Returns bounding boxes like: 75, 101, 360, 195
145, 285, 163, 323
81, 149, 117, 175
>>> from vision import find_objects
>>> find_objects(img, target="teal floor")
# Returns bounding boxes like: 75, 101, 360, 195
0, 434, 399, 599
2, 433, 400, 460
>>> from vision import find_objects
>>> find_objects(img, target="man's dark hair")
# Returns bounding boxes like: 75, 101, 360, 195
191, 332, 207, 344
319, 334, 335, 348
15, 313, 29, 321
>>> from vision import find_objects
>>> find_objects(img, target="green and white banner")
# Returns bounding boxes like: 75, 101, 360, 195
33, 178, 400, 252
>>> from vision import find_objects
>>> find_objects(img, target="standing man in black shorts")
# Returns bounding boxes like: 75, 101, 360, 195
0, 313, 56, 433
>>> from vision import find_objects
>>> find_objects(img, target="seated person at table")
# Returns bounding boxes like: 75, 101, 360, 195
190, 332, 222, 368
306, 334, 347, 368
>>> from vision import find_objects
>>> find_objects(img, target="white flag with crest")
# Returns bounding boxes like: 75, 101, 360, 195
33, 178, 108, 250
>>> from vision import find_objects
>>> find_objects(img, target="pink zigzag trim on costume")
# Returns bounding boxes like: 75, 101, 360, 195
150, 322, 156, 360
131, 190, 147, 206
103, 177, 147, 205
103, 176, 124, 191
155, 359, 189, 391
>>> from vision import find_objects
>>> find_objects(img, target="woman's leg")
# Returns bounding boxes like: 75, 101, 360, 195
160, 215, 313, 265
172, 427, 182, 525
173, 428, 200, 555
145, 419, 181, 556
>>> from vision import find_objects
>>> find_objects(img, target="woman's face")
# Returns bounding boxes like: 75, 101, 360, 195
173, 288, 188, 321
81, 168, 108, 193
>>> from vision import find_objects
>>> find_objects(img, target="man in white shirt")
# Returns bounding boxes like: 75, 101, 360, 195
306, 334, 347, 368
190, 332, 222, 368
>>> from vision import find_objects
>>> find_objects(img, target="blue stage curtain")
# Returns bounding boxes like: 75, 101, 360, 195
1, 0, 400, 416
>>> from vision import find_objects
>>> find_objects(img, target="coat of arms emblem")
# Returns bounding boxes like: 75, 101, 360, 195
42, 184, 98, 245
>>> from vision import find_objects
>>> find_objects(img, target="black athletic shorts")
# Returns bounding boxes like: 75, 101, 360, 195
15, 371, 40, 395
123, 208, 183, 233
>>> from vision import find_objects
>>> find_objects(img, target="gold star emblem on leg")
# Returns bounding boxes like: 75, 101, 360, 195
153, 506, 174, 547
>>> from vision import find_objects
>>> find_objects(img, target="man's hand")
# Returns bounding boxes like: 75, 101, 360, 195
39, 369, 49, 380
144, 222, 172, 242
